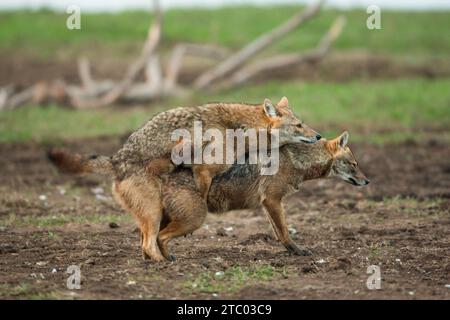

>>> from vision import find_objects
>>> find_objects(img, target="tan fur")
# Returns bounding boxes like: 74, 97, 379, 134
112, 176, 165, 261
49, 97, 320, 262
47, 149, 113, 175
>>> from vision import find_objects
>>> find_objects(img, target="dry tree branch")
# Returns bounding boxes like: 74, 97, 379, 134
77, 57, 95, 89
164, 45, 187, 90
0, 85, 14, 110
5, 87, 36, 109
1, 0, 341, 110
193, 0, 324, 90
165, 43, 231, 90
2, 83, 47, 110
145, 55, 163, 89
70, 0, 163, 109
219, 16, 346, 90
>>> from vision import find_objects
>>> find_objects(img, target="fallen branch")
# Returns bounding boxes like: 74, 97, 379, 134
193, 0, 324, 90
0, 85, 14, 110
165, 43, 231, 90
70, 0, 162, 109
1, 1, 343, 110
78, 57, 95, 89
1, 83, 49, 110
145, 55, 163, 89
219, 16, 346, 90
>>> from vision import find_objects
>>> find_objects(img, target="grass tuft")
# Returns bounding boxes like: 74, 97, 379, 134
185, 265, 280, 293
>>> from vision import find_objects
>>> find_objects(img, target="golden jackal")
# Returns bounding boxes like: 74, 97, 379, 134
157, 131, 369, 260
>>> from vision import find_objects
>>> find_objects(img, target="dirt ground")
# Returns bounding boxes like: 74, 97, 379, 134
0, 136, 449, 299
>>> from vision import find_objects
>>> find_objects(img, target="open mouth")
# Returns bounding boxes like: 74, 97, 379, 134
299, 136, 318, 144
348, 177, 358, 186
347, 177, 370, 186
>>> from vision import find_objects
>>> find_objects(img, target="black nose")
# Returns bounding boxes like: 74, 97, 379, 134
315, 134, 322, 141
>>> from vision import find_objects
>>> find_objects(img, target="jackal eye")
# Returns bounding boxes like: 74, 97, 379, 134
296, 123, 303, 128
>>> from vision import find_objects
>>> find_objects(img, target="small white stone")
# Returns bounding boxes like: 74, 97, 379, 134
126, 280, 136, 286
39, 195, 47, 201
408, 291, 415, 296
215, 271, 225, 279
91, 187, 104, 195
288, 225, 298, 235
444, 284, 450, 289
51, 268, 57, 273
316, 259, 326, 264
212, 293, 219, 298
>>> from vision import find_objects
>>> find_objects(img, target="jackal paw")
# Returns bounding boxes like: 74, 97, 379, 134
284, 243, 312, 256
168, 255, 177, 262
141, 249, 166, 262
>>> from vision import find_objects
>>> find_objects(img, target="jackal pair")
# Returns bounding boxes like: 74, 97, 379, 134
49, 97, 369, 262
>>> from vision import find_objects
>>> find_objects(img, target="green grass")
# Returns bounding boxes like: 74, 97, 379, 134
185, 265, 280, 293
0, 105, 156, 143
212, 78, 450, 129
358, 197, 448, 222
1, 79, 449, 144
1, 7, 448, 145
1, 7, 449, 58
381, 197, 447, 218
0, 283, 63, 299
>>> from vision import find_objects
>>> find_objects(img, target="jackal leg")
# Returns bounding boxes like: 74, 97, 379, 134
262, 197, 312, 256
192, 164, 229, 200
158, 188, 208, 261
157, 215, 206, 261
112, 175, 165, 262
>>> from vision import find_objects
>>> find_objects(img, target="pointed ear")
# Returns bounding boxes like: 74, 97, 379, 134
263, 98, 278, 118
326, 139, 339, 155
277, 96, 289, 109
338, 131, 349, 148
327, 132, 349, 155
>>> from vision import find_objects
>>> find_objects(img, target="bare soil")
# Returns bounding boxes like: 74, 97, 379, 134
0, 137, 449, 299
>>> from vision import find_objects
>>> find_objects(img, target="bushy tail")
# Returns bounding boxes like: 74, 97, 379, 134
47, 148, 114, 176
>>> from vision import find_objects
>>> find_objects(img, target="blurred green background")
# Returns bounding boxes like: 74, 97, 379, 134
0, 6, 449, 143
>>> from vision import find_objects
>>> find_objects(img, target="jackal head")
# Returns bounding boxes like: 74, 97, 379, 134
263, 97, 321, 145
327, 132, 370, 186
